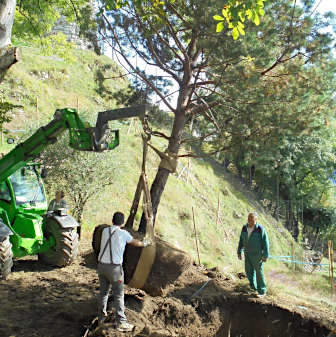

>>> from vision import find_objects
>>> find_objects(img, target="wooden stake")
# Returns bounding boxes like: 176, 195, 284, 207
127, 118, 134, 135
216, 190, 220, 229
177, 164, 187, 180
187, 118, 193, 183
328, 241, 331, 288
134, 118, 140, 134
328, 241, 334, 291
291, 241, 295, 271
1, 97, 4, 145
36, 97, 39, 127
186, 146, 191, 183
331, 241, 334, 291
76, 97, 79, 112
192, 206, 201, 266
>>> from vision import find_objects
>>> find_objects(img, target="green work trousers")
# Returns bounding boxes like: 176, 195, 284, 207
244, 253, 266, 295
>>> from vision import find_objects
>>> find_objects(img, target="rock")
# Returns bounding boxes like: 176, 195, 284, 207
233, 211, 243, 219
222, 188, 230, 196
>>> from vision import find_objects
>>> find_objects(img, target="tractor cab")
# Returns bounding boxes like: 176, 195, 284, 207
0, 164, 50, 258
10, 165, 47, 212
0, 164, 47, 222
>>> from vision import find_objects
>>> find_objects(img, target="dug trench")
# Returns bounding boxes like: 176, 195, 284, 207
0, 237, 335, 337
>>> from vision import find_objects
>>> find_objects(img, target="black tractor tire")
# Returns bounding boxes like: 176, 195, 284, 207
0, 236, 13, 280
39, 218, 79, 267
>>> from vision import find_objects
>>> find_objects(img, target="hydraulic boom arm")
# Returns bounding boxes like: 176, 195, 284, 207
0, 105, 146, 182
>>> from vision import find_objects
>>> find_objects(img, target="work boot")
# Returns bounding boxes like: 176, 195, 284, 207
98, 311, 107, 325
117, 322, 135, 332
256, 293, 266, 298
249, 286, 257, 294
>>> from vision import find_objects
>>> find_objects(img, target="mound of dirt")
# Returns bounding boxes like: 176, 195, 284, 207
0, 236, 335, 337
87, 236, 335, 337
87, 263, 335, 337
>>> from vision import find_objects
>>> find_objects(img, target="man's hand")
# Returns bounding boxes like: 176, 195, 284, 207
261, 257, 267, 262
238, 253, 242, 260
143, 237, 153, 247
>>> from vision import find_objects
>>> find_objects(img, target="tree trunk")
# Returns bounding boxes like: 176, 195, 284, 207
285, 200, 299, 241
236, 163, 243, 180
137, 27, 198, 233
0, 0, 16, 49
0, 0, 19, 83
311, 227, 319, 250
247, 164, 255, 188
138, 111, 188, 233
74, 205, 84, 239
74, 204, 84, 224
222, 156, 230, 171
234, 151, 244, 181
293, 217, 299, 242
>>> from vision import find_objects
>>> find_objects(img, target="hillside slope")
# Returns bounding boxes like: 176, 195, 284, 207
1, 45, 335, 312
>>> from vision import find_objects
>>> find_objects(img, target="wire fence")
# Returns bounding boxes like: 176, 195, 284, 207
269, 240, 335, 290
269, 255, 329, 269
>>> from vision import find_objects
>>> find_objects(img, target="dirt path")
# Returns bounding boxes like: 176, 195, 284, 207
0, 239, 335, 337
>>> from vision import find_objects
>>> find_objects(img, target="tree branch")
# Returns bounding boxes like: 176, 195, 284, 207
101, 12, 176, 112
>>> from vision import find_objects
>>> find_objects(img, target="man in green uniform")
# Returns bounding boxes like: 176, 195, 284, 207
237, 212, 269, 298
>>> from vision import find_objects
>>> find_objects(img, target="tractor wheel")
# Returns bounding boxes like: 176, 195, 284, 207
0, 236, 13, 280
39, 218, 79, 267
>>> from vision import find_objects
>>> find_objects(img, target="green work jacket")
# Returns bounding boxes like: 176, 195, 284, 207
237, 223, 269, 260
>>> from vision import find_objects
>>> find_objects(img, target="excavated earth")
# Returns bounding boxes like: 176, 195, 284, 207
0, 236, 335, 337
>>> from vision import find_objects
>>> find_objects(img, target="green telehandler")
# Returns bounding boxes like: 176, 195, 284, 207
0, 105, 146, 279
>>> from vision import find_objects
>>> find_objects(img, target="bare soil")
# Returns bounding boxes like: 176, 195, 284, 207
0, 238, 335, 337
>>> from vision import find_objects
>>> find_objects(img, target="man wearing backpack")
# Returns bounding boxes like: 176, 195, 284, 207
97, 211, 151, 332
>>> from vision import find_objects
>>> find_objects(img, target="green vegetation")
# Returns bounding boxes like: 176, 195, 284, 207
214, 0, 267, 38
94, 0, 336, 242
12, 0, 95, 51
1, 45, 129, 128
1, 43, 334, 311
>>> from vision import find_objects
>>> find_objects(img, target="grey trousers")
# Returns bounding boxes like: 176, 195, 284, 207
97, 262, 127, 323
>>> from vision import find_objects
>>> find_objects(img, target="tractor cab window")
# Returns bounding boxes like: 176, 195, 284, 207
0, 181, 11, 202
9, 166, 46, 206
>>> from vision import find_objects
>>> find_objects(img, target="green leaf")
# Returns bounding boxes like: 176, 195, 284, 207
237, 25, 245, 36
246, 9, 253, 20
232, 27, 239, 40
222, 8, 229, 18
216, 21, 225, 33
253, 13, 260, 25
259, 8, 265, 16
238, 12, 246, 22
213, 15, 224, 21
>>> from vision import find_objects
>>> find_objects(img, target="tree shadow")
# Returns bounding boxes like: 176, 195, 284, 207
13, 257, 56, 273
81, 249, 98, 270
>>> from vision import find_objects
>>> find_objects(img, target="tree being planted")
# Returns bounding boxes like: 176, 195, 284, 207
97, 0, 336, 235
